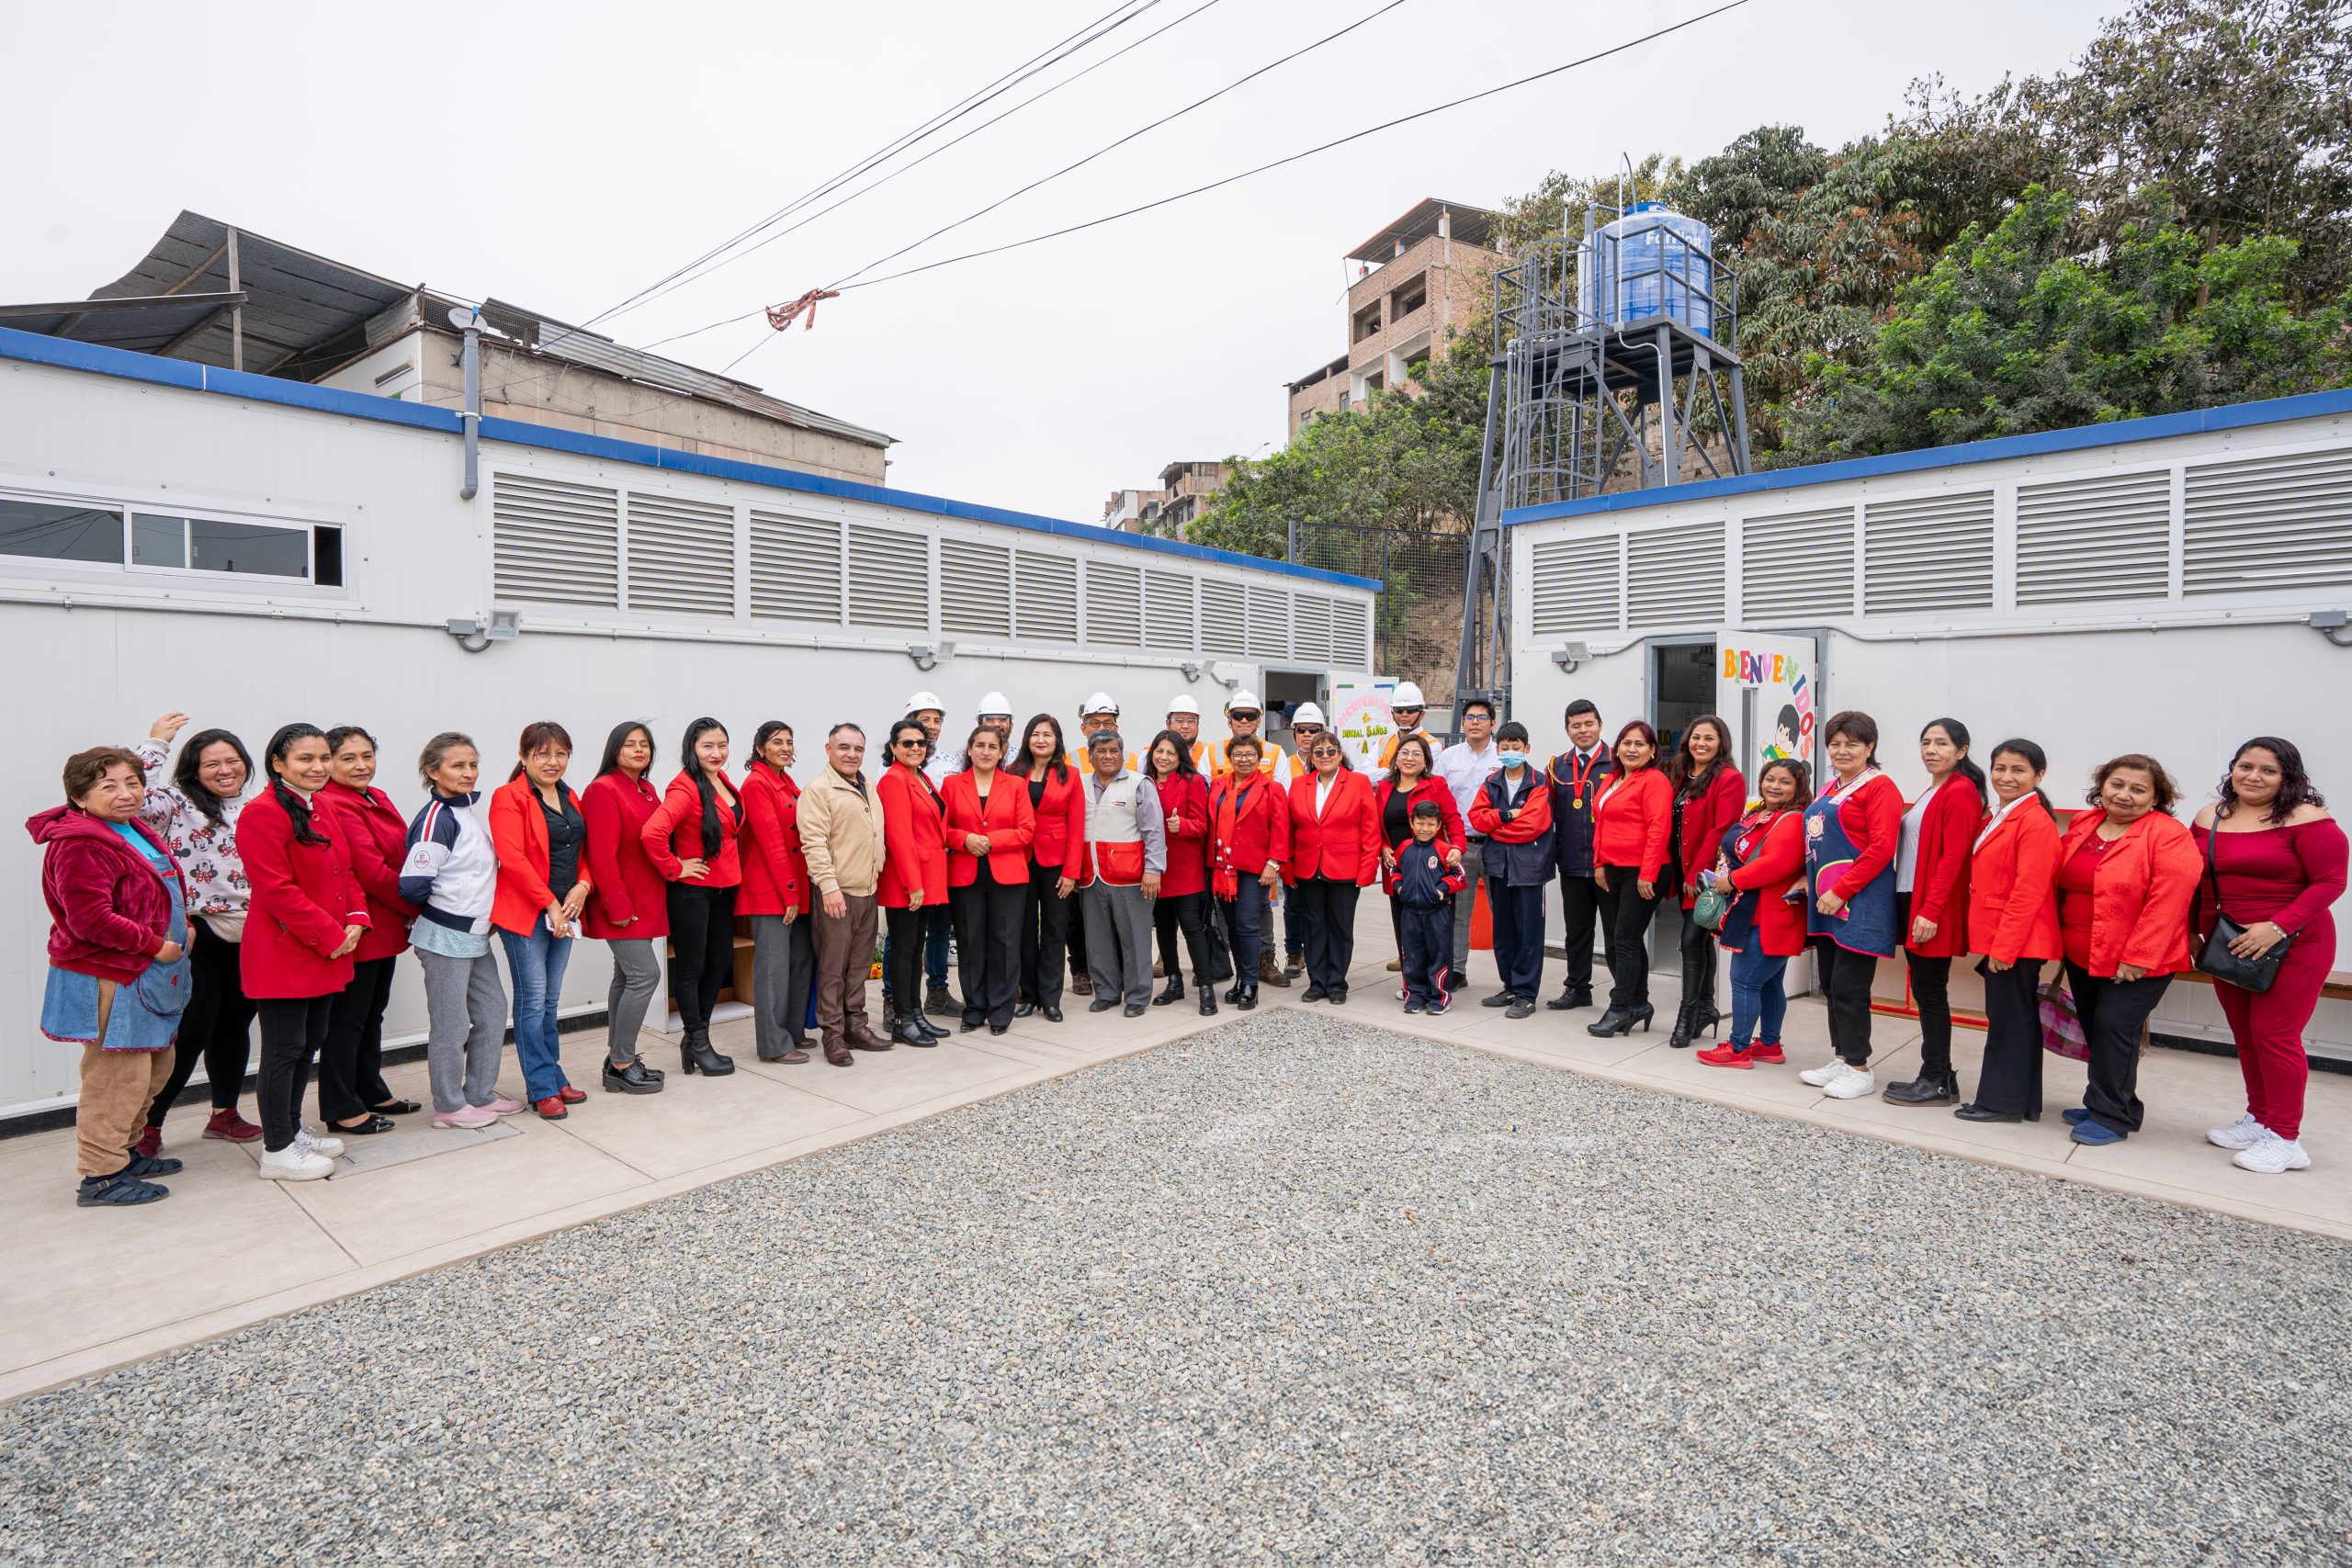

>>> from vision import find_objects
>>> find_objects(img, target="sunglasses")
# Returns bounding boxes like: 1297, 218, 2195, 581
1293, 725, 1324, 734
1229, 711, 1261, 722
895, 738, 925, 750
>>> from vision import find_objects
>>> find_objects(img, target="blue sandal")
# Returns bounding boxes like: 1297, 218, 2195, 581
77, 1170, 169, 1207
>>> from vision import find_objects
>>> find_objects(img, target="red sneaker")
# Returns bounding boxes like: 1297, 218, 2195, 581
555, 1085, 587, 1105
533, 1095, 568, 1120
1750, 1043, 1786, 1065
202, 1107, 263, 1143
133, 1125, 164, 1159
1695, 1043, 1753, 1070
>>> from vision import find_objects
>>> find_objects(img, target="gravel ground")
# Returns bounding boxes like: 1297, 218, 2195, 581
5, 1013, 2348, 1565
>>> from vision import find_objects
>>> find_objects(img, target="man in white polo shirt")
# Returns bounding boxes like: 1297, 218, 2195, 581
1436, 697, 1502, 989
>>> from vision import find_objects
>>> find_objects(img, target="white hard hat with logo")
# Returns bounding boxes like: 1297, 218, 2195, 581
905, 691, 944, 714
978, 691, 1012, 717
1166, 694, 1201, 717
1292, 702, 1328, 728
1225, 689, 1262, 712
1081, 692, 1120, 717
1391, 681, 1427, 707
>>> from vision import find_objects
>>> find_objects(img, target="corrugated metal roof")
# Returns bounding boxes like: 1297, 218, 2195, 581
1347, 197, 1499, 263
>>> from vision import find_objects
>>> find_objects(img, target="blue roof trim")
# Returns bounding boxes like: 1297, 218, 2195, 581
0, 325, 1382, 592
1498, 387, 2352, 526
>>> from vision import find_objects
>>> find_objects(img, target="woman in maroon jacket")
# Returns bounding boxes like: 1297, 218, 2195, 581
641, 717, 743, 1077
316, 726, 419, 1136
1669, 716, 1747, 1047
1696, 758, 1811, 1070
1007, 716, 1086, 1023
878, 716, 950, 1047
741, 720, 814, 1064
33, 747, 191, 1207
239, 723, 369, 1182
944, 726, 1038, 1033
1375, 736, 1464, 978
582, 721, 668, 1093
1883, 718, 1988, 1106
1142, 730, 1216, 1014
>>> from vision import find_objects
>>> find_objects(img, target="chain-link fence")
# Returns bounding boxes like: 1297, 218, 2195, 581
1292, 523, 1466, 693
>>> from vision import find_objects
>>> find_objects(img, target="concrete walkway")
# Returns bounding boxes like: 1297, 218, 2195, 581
5, 898, 2345, 1404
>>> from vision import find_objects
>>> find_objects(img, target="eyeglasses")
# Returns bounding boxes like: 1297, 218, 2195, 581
1228, 710, 1261, 722
1292, 726, 1325, 736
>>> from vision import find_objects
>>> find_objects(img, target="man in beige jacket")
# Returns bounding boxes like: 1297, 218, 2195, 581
796, 723, 890, 1065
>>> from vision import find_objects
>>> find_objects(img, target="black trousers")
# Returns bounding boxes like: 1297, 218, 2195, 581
885, 905, 924, 1022
1556, 871, 1610, 994
2068, 962, 2169, 1134
1152, 890, 1216, 989
1020, 863, 1072, 1010
951, 865, 1025, 1028
1813, 937, 1881, 1067
1971, 957, 2046, 1115
1679, 911, 1718, 1018
255, 993, 334, 1153
1899, 894, 1954, 1077
1596, 867, 1658, 1009
1067, 872, 1089, 977
667, 882, 738, 1032
1293, 876, 1361, 994
319, 954, 398, 1123
148, 919, 257, 1128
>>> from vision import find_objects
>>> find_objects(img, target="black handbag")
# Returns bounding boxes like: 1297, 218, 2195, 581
2193, 829, 2291, 994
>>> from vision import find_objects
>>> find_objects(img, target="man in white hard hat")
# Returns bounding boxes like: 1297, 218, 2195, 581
898, 690, 955, 1016
1067, 693, 1136, 773
1376, 681, 1430, 776
1165, 694, 1206, 771
961, 693, 1015, 773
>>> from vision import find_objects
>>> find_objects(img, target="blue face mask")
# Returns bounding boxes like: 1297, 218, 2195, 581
1499, 750, 1528, 772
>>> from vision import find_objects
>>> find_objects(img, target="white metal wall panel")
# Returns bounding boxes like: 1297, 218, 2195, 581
1738, 505, 1854, 619
1862, 491, 1995, 615
845, 523, 930, 630
1084, 559, 1144, 647
1530, 535, 1622, 634
624, 491, 736, 617
1201, 579, 1247, 655
1333, 598, 1373, 667
2016, 471, 2172, 605
492, 474, 618, 608
1143, 569, 1194, 651
1014, 551, 1079, 642
1626, 522, 1724, 628
748, 511, 843, 624
940, 539, 1013, 637
2183, 448, 2352, 595
1292, 594, 1334, 664
1246, 584, 1291, 660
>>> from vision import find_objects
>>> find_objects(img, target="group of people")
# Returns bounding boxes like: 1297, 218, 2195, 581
35, 681, 2342, 1209
1411, 700, 2341, 1181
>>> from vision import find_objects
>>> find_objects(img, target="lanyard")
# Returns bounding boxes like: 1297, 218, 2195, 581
1563, 749, 1600, 807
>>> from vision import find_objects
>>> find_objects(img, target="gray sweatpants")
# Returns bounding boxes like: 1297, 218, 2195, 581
1450, 840, 1488, 975
751, 914, 814, 1058
1081, 883, 1156, 1009
605, 937, 661, 1066
416, 947, 508, 1112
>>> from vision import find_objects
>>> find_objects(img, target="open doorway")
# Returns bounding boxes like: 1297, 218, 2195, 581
1646, 639, 1716, 981
1261, 669, 1325, 752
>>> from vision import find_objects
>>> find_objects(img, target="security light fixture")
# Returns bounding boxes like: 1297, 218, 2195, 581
908, 639, 956, 671
1551, 641, 1592, 673
446, 610, 520, 654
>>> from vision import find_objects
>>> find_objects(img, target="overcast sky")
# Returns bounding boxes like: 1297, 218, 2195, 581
4, 0, 2117, 523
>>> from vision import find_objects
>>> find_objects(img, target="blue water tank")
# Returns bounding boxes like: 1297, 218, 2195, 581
1578, 202, 1714, 338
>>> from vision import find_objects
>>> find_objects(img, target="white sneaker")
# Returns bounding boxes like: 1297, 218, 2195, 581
1799, 1059, 1848, 1087
258, 1145, 335, 1182
294, 1127, 345, 1159
2232, 1131, 2312, 1174
1821, 1064, 1877, 1100
2206, 1113, 2266, 1151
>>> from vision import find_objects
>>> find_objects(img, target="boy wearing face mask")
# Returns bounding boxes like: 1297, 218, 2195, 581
1392, 800, 1465, 1014
1467, 721, 1556, 1017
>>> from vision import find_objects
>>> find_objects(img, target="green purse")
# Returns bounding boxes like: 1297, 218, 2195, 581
1692, 881, 1733, 932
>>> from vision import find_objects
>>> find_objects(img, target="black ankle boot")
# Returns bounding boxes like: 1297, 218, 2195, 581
1155, 976, 1185, 1007
1883, 1071, 1959, 1105
1668, 1000, 1699, 1048
1198, 984, 1217, 1015
683, 1027, 735, 1077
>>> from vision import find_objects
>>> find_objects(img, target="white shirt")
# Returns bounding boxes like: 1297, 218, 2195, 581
1436, 739, 1501, 825
1896, 793, 1931, 892
1974, 791, 2033, 853
922, 749, 950, 788
1314, 771, 1339, 815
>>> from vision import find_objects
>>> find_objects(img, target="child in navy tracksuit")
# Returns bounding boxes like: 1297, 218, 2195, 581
1394, 800, 1465, 1014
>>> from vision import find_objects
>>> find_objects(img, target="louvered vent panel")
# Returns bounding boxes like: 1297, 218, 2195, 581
492, 474, 618, 608
1246, 585, 1290, 659
845, 524, 930, 630
1738, 507, 1854, 619
2184, 448, 2352, 595
1862, 491, 1994, 615
1626, 523, 1725, 628
2016, 471, 2171, 605
940, 540, 1012, 637
749, 511, 842, 624
625, 492, 735, 616
1530, 536, 1622, 634
1201, 579, 1248, 655
1084, 560, 1144, 646
1292, 595, 1334, 664
1014, 552, 1078, 641
1333, 598, 1372, 667
1143, 569, 1195, 649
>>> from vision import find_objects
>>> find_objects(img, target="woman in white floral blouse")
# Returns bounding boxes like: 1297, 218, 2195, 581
132, 712, 263, 1153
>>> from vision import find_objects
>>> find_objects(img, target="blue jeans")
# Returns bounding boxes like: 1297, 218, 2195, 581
1727, 945, 1788, 1051
499, 915, 574, 1101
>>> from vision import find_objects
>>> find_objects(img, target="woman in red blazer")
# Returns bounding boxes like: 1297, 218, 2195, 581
1141, 730, 1217, 1014
877, 716, 950, 1047
2054, 753, 2201, 1146
1209, 735, 1292, 1010
1375, 735, 1464, 969
239, 724, 368, 1179
1696, 757, 1810, 1069
943, 726, 1038, 1033
490, 722, 594, 1116
1589, 721, 1673, 1032
1883, 718, 1990, 1106
641, 717, 744, 1077
1956, 739, 2064, 1123
317, 726, 419, 1135
1283, 734, 1381, 1003
741, 720, 814, 1065
1007, 716, 1087, 1022
1669, 716, 1747, 1046
582, 722, 669, 1092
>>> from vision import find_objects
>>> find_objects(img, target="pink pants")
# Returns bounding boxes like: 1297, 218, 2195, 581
2213, 913, 2334, 1141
